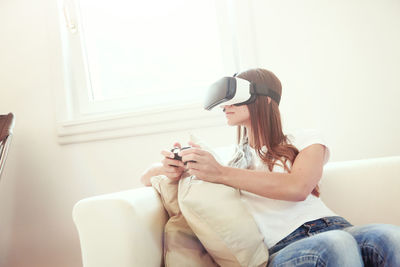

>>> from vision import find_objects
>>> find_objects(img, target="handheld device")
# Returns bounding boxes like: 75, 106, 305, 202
171, 146, 191, 161
170, 146, 195, 166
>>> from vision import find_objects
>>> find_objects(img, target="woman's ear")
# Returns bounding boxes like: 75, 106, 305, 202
267, 97, 271, 104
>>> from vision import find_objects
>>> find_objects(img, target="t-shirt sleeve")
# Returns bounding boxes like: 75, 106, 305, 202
288, 129, 331, 165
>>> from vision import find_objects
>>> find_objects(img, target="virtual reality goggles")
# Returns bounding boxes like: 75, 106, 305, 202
203, 76, 281, 110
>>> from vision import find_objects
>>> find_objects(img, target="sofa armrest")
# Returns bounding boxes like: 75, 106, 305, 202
73, 187, 167, 267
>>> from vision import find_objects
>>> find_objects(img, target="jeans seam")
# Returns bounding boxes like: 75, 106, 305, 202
362, 243, 386, 266
275, 254, 326, 267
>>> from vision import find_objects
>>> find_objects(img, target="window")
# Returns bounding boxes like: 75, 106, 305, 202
57, 0, 257, 144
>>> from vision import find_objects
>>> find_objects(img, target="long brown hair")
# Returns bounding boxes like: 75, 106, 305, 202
236, 68, 320, 197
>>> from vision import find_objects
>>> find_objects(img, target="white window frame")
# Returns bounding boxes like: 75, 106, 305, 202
56, 0, 258, 144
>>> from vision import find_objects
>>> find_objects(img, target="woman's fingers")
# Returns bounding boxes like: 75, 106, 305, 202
162, 157, 185, 168
163, 165, 184, 179
161, 140, 183, 158
164, 165, 181, 173
156, 142, 188, 181
166, 167, 183, 176
161, 149, 175, 158
179, 147, 206, 159
185, 161, 203, 171
181, 153, 202, 165
188, 141, 201, 148
173, 142, 182, 149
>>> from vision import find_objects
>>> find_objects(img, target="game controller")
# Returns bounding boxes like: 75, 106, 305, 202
170, 146, 195, 165
171, 146, 191, 161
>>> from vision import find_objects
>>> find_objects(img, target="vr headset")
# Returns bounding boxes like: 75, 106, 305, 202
203, 76, 281, 110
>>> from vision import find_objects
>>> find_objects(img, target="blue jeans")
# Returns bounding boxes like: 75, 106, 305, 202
267, 216, 400, 267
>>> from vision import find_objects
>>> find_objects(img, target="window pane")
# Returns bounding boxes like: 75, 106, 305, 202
78, 0, 225, 108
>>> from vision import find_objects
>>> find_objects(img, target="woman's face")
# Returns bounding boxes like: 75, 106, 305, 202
221, 104, 251, 127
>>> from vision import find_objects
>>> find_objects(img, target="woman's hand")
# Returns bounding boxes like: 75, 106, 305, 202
160, 142, 186, 182
140, 142, 186, 186
180, 141, 225, 183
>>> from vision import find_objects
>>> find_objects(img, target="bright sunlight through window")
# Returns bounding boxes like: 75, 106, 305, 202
77, 0, 225, 110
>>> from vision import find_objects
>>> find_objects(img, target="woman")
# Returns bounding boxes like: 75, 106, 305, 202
141, 68, 400, 266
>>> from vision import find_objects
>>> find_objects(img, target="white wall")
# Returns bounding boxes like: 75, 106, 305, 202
0, 0, 399, 266
251, 0, 400, 160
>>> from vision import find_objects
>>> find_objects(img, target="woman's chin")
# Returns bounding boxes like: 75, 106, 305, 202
225, 119, 237, 126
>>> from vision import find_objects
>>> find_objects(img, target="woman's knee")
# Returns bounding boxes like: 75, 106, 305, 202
345, 224, 400, 245
269, 230, 362, 267
345, 224, 400, 266
313, 230, 361, 258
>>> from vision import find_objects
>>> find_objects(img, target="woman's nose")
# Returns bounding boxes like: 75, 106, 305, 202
220, 105, 230, 112
220, 104, 233, 110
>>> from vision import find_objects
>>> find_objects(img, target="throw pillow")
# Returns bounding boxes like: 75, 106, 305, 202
151, 175, 218, 267
178, 176, 269, 267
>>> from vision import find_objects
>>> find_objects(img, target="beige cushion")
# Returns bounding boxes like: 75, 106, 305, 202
151, 175, 218, 267
178, 176, 269, 267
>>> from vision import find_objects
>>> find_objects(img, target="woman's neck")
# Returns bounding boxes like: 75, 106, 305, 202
245, 127, 256, 148
245, 126, 266, 149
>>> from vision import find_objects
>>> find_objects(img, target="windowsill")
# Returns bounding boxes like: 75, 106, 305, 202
56, 104, 225, 145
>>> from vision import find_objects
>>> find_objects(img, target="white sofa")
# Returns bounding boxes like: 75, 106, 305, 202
73, 156, 400, 267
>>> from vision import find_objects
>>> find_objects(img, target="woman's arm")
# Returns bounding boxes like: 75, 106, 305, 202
180, 144, 326, 201
140, 162, 164, 186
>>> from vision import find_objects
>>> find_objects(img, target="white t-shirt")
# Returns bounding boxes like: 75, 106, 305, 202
239, 129, 337, 248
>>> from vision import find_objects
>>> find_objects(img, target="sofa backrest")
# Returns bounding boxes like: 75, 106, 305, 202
321, 156, 400, 226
